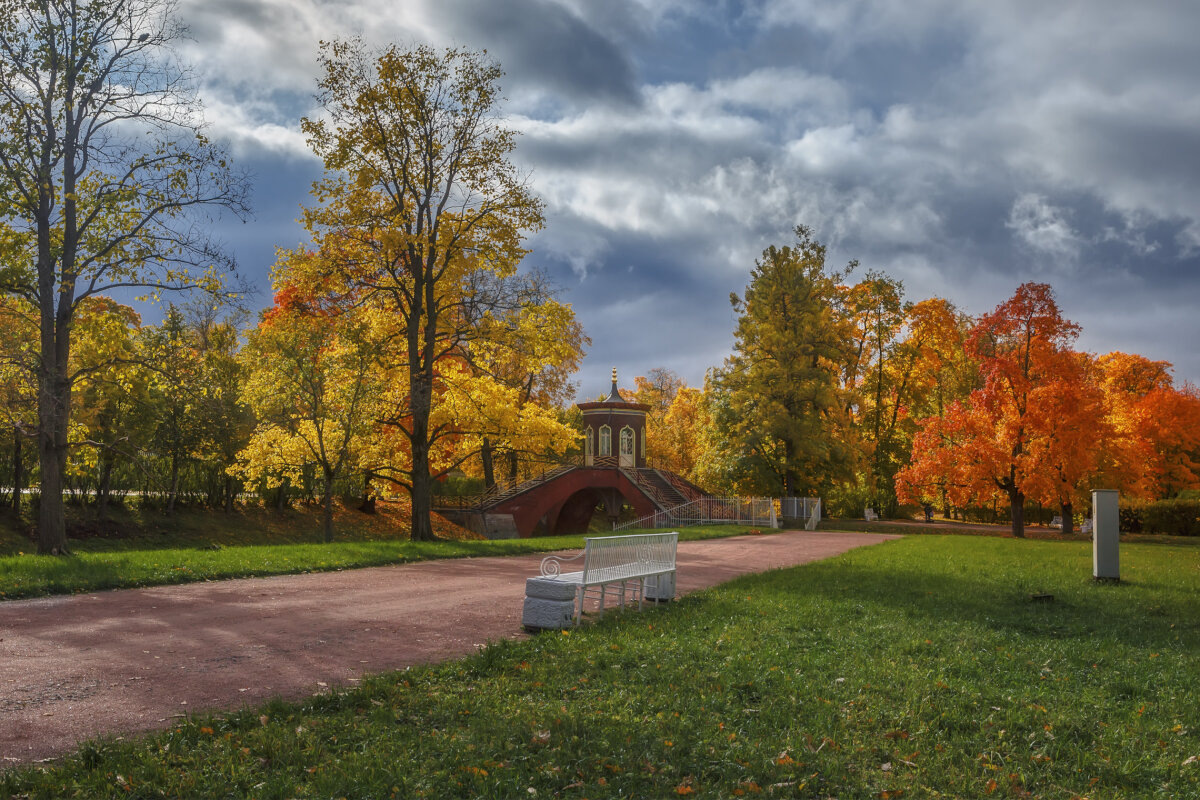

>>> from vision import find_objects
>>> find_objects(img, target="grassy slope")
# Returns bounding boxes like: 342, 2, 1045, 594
0, 502, 752, 599
4, 535, 1198, 799
0, 500, 483, 555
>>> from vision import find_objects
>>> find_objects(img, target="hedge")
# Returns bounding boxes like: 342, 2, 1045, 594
1119, 498, 1200, 536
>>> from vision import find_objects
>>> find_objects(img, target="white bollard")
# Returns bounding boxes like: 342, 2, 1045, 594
1092, 490, 1119, 581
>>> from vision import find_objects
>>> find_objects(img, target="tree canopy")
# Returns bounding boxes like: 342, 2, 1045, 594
0, 0, 247, 552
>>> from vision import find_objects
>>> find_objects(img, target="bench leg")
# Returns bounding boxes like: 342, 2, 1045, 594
637, 577, 645, 611
574, 586, 583, 626
599, 583, 606, 613
619, 580, 627, 609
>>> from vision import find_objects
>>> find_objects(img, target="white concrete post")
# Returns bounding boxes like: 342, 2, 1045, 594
1092, 490, 1119, 581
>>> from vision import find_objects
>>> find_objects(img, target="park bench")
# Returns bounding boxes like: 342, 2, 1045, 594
522, 532, 678, 630
864, 507, 878, 522
1050, 516, 1093, 536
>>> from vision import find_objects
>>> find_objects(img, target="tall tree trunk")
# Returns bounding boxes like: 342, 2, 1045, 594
276, 478, 289, 511
165, 451, 180, 514
409, 366, 436, 541
36, 345, 71, 554
410, 437, 435, 541
36, 52, 85, 555
224, 474, 235, 514
321, 470, 334, 543
506, 449, 519, 484
358, 474, 376, 514
11, 426, 22, 513
1061, 501, 1074, 537
481, 438, 495, 489
781, 438, 799, 498
1009, 486, 1025, 538
97, 452, 114, 515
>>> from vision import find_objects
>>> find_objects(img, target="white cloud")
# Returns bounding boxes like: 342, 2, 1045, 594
200, 96, 313, 159
1006, 194, 1083, 265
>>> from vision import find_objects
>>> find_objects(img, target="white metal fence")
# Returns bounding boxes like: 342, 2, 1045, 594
779, 497, 822, 530
614, 495, 822, 532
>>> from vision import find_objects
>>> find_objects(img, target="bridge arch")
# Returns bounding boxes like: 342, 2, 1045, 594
493, 468, 657, 537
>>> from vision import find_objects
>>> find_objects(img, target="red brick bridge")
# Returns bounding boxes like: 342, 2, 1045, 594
436, 369, 708, 538
435, 464, 707, 538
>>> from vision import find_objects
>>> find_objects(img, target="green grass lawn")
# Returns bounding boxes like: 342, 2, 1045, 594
4, 535, 1198, 798
0, 523, 752, 600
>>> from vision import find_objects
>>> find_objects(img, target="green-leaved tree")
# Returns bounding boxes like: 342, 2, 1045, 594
709, 226, 853, 497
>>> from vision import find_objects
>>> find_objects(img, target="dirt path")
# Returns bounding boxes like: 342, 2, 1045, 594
0, 530, 898, 765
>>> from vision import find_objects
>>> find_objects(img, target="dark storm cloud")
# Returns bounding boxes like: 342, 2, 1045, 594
437, 0, 641, 107
176, 0, 1200, 391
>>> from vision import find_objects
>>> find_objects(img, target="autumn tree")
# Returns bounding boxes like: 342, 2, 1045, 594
1021, 352, 1107, 534
468, 272, 587, 488
655, 384, 711, 484
1093, 352, 1200, 500
839, 272, 910, 514
296, 42, 546, 540
0, 0, 247, 553
140, 306, 214, 514
182, 302, 252, 511
236, 274, 385, 543
0, 295, 36, 510
69, 296, 147, 510
709, 226, 853, 497
903, 298, 976, 423
892, 297, 975, 516
895, 398, 1007, 515
1135, 384, 1200, 497
629, 367, 685, 472
899, 283, 1081, 537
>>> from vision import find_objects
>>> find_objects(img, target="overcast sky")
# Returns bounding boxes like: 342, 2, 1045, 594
177, 0, 1200, 399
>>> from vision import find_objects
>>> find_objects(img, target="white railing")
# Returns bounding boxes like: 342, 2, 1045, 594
780, 497, 822, 530
613, 496, 777, 531
614, 496, 821, 532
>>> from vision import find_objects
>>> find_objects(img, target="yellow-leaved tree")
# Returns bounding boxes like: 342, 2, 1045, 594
0, 293, 36, 511
466, 275, 588, 488
235, 265, 386, 543
292, 41, 571, 540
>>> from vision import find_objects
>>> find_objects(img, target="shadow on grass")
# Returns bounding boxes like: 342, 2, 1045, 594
700, 537, 1199, 652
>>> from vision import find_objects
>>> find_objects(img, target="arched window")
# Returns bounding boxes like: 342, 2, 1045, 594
585, 426, 594, 465
599, 425, 612, 457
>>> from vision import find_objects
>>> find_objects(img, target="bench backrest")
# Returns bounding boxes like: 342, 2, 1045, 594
582, 532, 678, 580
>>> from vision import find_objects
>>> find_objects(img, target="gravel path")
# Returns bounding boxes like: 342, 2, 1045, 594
0, 530, 899, 765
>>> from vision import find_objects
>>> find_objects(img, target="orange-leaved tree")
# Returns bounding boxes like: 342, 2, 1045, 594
1094, 352, 1200, 499
895, 398, 1008, 515
1130, 384, 1200, 498
1020, 352, 1108, 534
629, 368, 685, 473
899, 283, 1082, 536
896, 297, 976, 516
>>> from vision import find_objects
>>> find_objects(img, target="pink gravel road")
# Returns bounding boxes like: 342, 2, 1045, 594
0, 530, 899, 765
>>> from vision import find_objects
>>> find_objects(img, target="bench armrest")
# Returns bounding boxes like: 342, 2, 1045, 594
540, 551, 585, 578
